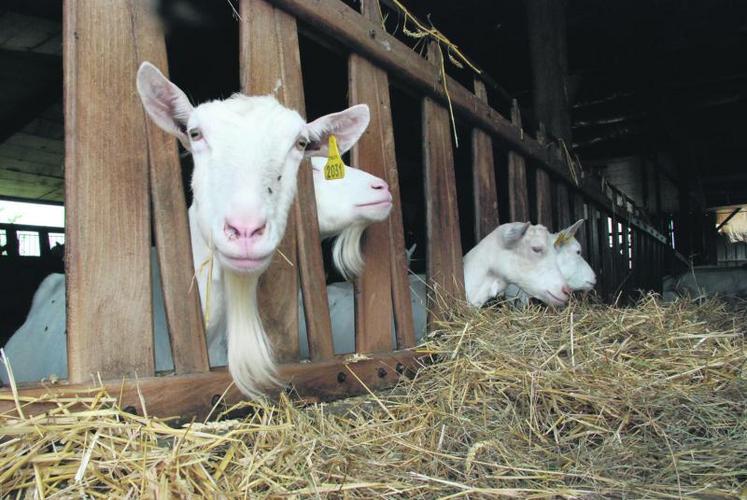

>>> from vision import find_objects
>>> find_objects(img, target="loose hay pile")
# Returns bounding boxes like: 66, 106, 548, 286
1, 295, 745, 498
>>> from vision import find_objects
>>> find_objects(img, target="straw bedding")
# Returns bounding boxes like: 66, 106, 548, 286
1, 295, 745, 498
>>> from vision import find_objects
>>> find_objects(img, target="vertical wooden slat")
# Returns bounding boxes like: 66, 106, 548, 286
348, 0, 390, 353
240, 0, 334, 361
556, 183, 572, 230
600, 211, 613, 300
471, 79, 499, 241
132, 2, 208, 373
610, 211, 620, 297
572, 192, 587, 251
620, 222, 630, 298
64, 0, 154, 382
508, 100, 530, 222
534, 123, 553, 227
588, 206, 602, 291
423, 42, 464, 325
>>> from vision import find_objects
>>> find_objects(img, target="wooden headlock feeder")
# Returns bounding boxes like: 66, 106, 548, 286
0, 0, 676, 419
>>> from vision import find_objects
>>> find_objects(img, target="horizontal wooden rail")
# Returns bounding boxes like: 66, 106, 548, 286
0, 351, 421, 421
267, 0, 670, 245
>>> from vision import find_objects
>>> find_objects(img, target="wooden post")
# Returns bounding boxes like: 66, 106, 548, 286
572, 192, 587, 251
64, 0, 155, 382
423, 42, 464, 326
508, 100, 530, 222
133, 3, 209, 374
556, 183, 572, 230
588, 206, 601, 282
349, 0, 414, 352
610, 210, 620, 298
471, 79, 499, 241
240, 0, 334, 361
619, 221, 630, 299
534, 122, 553, 227
527, 0, 572, 144
596, 209, 611, 298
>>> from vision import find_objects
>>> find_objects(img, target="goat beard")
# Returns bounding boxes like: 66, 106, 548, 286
222, 270, 280, 398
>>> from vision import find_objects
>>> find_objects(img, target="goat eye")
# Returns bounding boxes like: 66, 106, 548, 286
531, 246, 543, 254
268, 187, 273, 194
277, 175, 282, 181
576, 250, 581, 255
188, 127, 202, 141
296, 138, 309, 150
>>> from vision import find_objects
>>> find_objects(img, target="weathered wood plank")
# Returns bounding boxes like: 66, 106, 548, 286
347, 0, 408, 352
556, 183, 572, 230
64, 0, 154, 382
131, 3, 209, 374
534, 123, 553, 228
573, 192, 587, 251
599, 211, 614, 300
609, 211, 620, 298
471, 80, 499, 241
240, 0, 334, 361
508, 100, 530, 222
423, 44, 465, 325
588, 206, 602, 286
0, 351, 422, 421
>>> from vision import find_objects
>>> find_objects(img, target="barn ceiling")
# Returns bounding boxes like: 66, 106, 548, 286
0, 0, 744, 208
0, 4, 63, 203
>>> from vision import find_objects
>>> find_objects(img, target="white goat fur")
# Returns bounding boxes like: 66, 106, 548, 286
504, 219, 596, 304
464, 222, 572, 307
310, 156, 392, 280
137, 62, 370, 397
1, 220, 600, 384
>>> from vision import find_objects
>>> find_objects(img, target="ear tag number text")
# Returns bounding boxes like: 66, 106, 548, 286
323, 135, 345, 181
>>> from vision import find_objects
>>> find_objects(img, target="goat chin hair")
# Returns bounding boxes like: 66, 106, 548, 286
332, 223, 367, 281
223, 271, 280, 398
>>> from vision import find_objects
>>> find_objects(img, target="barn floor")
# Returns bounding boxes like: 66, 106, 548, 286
1, 296, 745, 498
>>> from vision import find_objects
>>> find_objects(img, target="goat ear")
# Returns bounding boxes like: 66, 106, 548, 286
136, 62, 193, 150
502, 221, 531, 246
565, 219, 585, 237
303, 104, 370, 156
555, 219, 584, 247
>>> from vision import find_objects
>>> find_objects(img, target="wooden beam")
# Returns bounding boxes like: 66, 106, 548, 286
471, 80, 499, 241
0, 351, 422, 421
423, 43, 464, 325
64, 0, 154, 382
349, 0, 414, 352
508, 100, 530, 222
527, 0, 572, 143
0, 168, 63, 201
556, 183, 572, 230
132, 2, 209, 374
240, 0, 335, 362
534, 123, 553, 227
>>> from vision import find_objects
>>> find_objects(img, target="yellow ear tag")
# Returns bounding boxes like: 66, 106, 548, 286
323, 135, 345, 181
554, 231, 571, 247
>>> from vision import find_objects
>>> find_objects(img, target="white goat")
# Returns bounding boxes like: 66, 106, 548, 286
0, 145, 393, 385
504, 219, 596, 305
311, 156, 392, 280
464, 222, 572, 307
136, 62, 369, 397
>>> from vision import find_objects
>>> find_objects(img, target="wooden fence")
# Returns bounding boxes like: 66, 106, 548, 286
0, 0, 675, 419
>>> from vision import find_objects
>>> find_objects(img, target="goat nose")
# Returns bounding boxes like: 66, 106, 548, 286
371, 180, 389, 191
562, 286, 572, 296
224, 217, 267, 241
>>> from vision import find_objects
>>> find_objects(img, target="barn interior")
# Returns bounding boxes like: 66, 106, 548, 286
1, 0, 746, 346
